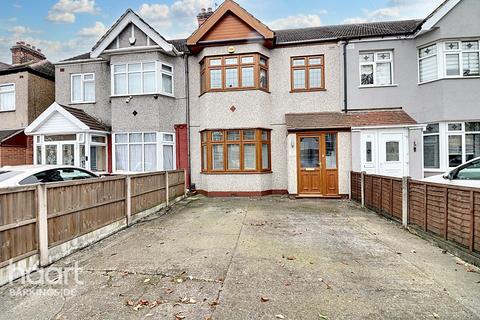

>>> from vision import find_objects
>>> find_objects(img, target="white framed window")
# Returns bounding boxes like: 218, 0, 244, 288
71, 73, 95, 103
418, 44, 438, 83
444, 40, 479, 77
112, 61, 174, 96
359, 51, 394, 86
113, 132, 175, 172
0, 83, 15, 111
423, 123, 440, 169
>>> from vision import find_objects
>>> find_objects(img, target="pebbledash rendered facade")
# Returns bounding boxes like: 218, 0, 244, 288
25, 0, 479, 197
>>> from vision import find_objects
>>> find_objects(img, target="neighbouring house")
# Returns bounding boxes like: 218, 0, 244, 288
25, 0, 478, 197
345, 0, 480, 177
0, 42, 55, 167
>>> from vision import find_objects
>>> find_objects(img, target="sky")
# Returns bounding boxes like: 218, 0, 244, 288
0, 0, 445, 63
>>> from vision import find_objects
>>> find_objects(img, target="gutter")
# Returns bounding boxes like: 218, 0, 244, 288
184, 53, 192, 189
343, 40, 349, 113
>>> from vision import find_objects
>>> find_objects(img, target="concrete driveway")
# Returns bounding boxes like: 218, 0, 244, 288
1, 196, 479, 320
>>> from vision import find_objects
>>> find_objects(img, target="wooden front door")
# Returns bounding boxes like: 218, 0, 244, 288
297, 132, 339, 196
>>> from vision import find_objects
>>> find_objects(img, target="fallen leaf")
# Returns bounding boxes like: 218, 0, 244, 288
189, 298, 197, 304
260, 297, 269, 302
175, 312, 186, 320
275, 315, 285, 319
318, 313, 329, 319
286, 256, 296, 261
144, 278, 151, 283
126, 300, 135, 306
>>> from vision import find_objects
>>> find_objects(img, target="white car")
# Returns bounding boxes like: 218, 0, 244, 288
422, 157, 480, 188
0, 165, 99, 188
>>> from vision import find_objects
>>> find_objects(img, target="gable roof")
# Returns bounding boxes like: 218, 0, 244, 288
417, 0, 462, 35
187, 0, 274, 47
25, 102, 110, 134
0, 129, 24, 143
0, 59, 55, 80
90, 8, 178, 58
0, 62, 10, 71
285, 110, 417, 131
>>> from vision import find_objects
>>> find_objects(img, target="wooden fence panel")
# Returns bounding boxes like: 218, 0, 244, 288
46, 177, 126, 247
364, 175, 373, 208
408, 181, 425, 228
474, 193, 480, 253
168, 170, 185, 200
0, 187, 38, 265
425, 185, 447, 237
446, 188, 471, 248
350, 172, 361, 202
131, 172, 166, 215
392, 180, 403, 220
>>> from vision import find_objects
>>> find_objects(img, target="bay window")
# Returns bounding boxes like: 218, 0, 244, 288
359, 51, 393, 86
201, 129, 271, 173
291, 55, 325, 91
112, 61, 173, 96
418, 44, 438, 83
71, 73, 95, 103
0, 83, 15, 111
423, 123, 440, 169
200, 53, 269, 93
113, 132, 175, 172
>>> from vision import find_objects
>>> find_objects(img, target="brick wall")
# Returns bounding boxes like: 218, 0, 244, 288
0, 146, 28, 167
175, 124, 190, 187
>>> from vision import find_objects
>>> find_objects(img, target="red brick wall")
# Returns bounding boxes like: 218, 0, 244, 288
0, 146, 28, 167
175, 124, 190, 187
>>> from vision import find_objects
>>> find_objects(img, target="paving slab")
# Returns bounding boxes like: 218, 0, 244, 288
0, 196, 479, 320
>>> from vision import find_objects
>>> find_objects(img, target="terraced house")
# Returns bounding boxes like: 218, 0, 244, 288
25, 0, 479, 197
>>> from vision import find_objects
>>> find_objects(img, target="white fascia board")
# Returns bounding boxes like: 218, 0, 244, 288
91, 11, 176, 58
25, 102, 89, 134
417, 0, 462, 36
351, 124, 426, 131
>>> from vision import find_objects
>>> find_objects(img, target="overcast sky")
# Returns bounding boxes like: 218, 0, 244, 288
0, 0, 445, 63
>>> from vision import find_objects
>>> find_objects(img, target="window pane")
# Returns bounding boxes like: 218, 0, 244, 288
144, 144, 157, 171
359, 53, 374, 62
163, 145, 174, 170
360, 65, 374, 85
144, 62, 155, 71
376, 62, 392, 85
115, 133, 128, 143
309, 68, 322, 88
366, 141, 372, 162
210, 69, 222, 89
446, 54, 460, 76
62, 144, 75, 166
262, 143, 269, 170
419, 56, 438, 82
212, 131, 223, 141
161, 64, 172, 72
462, 52, 479, 76
144, 133, 157, 142
376, 52, 391, 61
210, 59, 221, 66
80, 145, 86, 168
227, 144, 240, 170
325, 134, 337, 169
260, 69, 268, 89
162, 73, 173, 93
309, 57, 322, 65
386, 141, 399, 162
114, 64, 126, 73
144, 72, 156, 93
462, 41, 479, 51
128, 72, 142, 94
84, 80, 95, 101
293, 59, 305, 66
425, 123, 439, 134
45, 145, 58, 165
115, 144, 128, 171
466, 122, 480, 132
36, 146, 42, 165
293, 69, 306, 89
241, 67, 254, 87
225, 68, 238, 88
0, 91, 15, 110
114, 74, 127, 95
128, 63, 141, 72
423, 135, 439, 168
445, 42, 459, 50
448, 135, 462, 167
260, 57, 267, 66
44, 134, 76, 141
466, 134, 480, 161
241, 56, 254, 64
163, 134, 174, 142
448, 123, 462, 131
300, 137, 319, 168
90, 145, 106, 171
419, 44, 436, 58
227, 131, 240, 141
243, 144, 256, 170
129, 144, 143, 172
129, 133, 142, 143
243, 130, 255, 140
202, 145, 207, 170
455, 159, 480, 180
262, 130, 268, 141
212, 144, 224, 170
72, 75, 82, 101
225, 58, 237, 65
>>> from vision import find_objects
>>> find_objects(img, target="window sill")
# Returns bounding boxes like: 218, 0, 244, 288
199, 88, 270, 97
290, 88, 326, 93
0, 109, 15, 113
419, 76, 480, 85
358, 84, 398, 89
201, 171, 272, 175
111, 92, 174, 99
70, 101, 96, 105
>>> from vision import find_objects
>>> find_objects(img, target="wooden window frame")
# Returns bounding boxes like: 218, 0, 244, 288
201, 128, 271, 174
200, 53, 269, 94
290, 55, 325, 92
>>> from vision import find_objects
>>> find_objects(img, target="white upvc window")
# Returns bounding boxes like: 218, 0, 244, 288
418, 44, 438, 83
359, 51, 394, 86
113, 132, 175, 173
111, 61, 174, 96
71, 73, 95, 103
0, 83, 15, 111
444, 40, 479, 77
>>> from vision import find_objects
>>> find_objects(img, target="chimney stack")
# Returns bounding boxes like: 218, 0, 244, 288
11, 41, 46, 65
197, 7, 214, 27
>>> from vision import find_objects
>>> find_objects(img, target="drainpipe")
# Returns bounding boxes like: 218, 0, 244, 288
184, 53, 192, 188
343, 40, 349, 113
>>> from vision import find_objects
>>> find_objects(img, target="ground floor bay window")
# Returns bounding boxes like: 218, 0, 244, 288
201, 129, 271, 173
34, 133, 108, 172
113, 132, 175, 173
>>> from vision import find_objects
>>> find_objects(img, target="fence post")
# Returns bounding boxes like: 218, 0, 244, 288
165, 171, 170, 206
37, 184, 49, 267
402, 176, 409, 227
361, 171, 365, 208
125, 175, 132, 226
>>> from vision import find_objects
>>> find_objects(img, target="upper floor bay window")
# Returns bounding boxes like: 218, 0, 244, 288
419, 40, 479, 83
112, 61, 173, 96
291, 55, 325, 91
200, 53, 268, 94
359, 51, 393, 86
0, 84, 15, 111
71, 73, 95, 103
